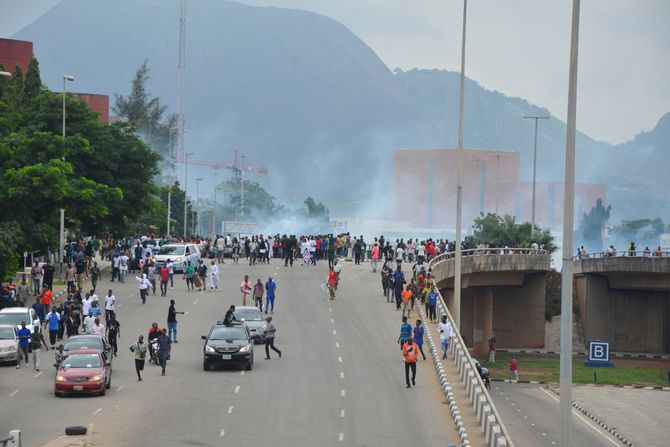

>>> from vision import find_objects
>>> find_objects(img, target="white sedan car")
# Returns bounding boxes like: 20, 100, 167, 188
0, 307, 42, 335
0, 324, 19, 365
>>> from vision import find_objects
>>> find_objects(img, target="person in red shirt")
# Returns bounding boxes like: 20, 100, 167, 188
40, 285, 53, 319
402, 337, 419, 388
509, 356, 519, 382
160, 265, 169, 296
327, 267, 338, 300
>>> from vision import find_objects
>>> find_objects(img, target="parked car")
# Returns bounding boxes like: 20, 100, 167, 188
54, 349, 112, 397
234, 306, 266, 343
63, 335, 112, 363
0, 307, 41, 335
0, 324, 19, 365
202, 321, 254, 371
154, 244, 201, 272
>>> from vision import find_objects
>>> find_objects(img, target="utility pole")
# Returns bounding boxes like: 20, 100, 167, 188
60, 74, 74, 279
174, 0, 186, 238
454, 0, 467, 330
523, 115, 550, 239
560, 1, 581, 446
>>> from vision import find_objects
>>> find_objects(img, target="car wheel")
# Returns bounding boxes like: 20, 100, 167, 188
203, 360, 211, 371
65, 426, 87, 436
99, 386, 106, 396
246, 361, 253, 371
54, 391, 61, 398
106, 377, 111, 389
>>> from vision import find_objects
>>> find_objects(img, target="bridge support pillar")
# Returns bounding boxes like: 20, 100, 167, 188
473, 288, 493, 356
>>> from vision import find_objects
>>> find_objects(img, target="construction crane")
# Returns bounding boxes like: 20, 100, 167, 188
176, 150, 267, 222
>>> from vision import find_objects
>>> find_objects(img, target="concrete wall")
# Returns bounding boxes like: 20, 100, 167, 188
0, 38, 33, 74
75, 93, 110, 123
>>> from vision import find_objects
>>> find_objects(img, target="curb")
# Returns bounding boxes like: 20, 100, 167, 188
547, 386, 634, 447
417, 305, 471, 447
496, 349, 670, 360
489, 378, 670, 391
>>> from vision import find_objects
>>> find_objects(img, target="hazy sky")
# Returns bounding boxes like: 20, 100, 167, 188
1, 0, 668, 143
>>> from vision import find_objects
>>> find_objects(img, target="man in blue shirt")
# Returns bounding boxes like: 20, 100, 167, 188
16, 322, 31, 369
157, 328, 172, 376
398, 316, 412, 351
32, 297, 45, 327
46, 306, 61, 348
427, 288, 438, 323
413, 319, 426, 360
264, 278, 276, 314
392, 267, 405, 311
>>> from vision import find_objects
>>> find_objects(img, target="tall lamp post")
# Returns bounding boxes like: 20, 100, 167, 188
195, 177, 203, 236
453, 0, 468, 330
560, 1, 581, 445
183, 151, 194, 237
60, 74, 75, 278
523, 115, 550, 238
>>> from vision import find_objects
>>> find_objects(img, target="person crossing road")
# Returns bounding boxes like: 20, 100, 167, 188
263, 316, 282, 359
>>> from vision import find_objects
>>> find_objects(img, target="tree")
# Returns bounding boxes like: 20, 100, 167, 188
113, 60, 174, 155
23, 57, 43, 100
303, 196, 329, 221
471, 212, 556, 252
223, 178, 282, 220
578, 198, 611, 252
610, 218, 665, 249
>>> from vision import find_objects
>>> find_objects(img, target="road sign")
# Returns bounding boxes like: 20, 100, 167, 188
222, 221, 257, 235
585, 340, 613, 367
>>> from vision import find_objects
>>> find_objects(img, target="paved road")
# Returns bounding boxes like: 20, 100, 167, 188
0, 259, 460, 446
489, 382, 621, 447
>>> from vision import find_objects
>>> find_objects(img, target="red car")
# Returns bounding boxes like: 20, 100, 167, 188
54, 349, 112, 397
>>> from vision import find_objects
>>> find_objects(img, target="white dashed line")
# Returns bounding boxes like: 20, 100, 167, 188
116, 386, 124, 393
94, 408, 102, 416
9, 389, 19, 397
531, 423, 535, 427
340, 372, 344, 379
335, 342, 340, 348
220, 428, 225, 437
127, 293, 133, 298
193, 300, 198, 304
338, 357, 343, 363
329, 308, 332, 313
341, 389, 346, 397
117, 303, 123, 308
340, 409, 345, 418
330, 318, 334, 323
228, 406, 234, 414
184, 311, 189, 315
33, 371, 42, 378
234, 386, 240, 394
333, 330, 337, 335
524, 416, 528, 419
338, 432, 344, 442
542, 433, 546, 437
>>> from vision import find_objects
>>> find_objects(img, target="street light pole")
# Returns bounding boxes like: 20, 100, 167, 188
60, 74, 75, 278
183, 152, 194, 238
523, 115, 550, 239
454, 0, 467, 330
560, 1, 581, 446
195, 177, 203, 236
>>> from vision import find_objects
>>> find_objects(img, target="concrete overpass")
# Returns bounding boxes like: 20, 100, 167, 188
573, 254, 670, 353
431, 249, 551, 355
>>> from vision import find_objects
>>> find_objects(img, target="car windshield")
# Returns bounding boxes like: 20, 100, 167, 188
210, 327, 247, 340
234, 310, 263, 322
63, 354, 101, 368
0, 327, 15, 339
65, 338, 102, 350
158, 246, 185, 256
0, 313, 28, 326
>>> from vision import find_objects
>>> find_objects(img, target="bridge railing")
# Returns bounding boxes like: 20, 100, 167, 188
429, 257, 515, 447
573, 250, 670, 260
431, 247, 551, 267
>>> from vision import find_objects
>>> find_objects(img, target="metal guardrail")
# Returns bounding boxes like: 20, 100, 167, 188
431, 247, 551, 266
429, 256, 515, 447
0, 430, 21, 447
573, 250, 670, 260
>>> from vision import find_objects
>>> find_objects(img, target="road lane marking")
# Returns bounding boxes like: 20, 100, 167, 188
340, 409, 345, 418
33, 371, 42, 378
228, 406, 234, 414
333, 330, 337, 335
193, 300, 198, 304
338, 356, 343, 363
234, 386, 240, 394
240, 370, 245, 376
116, 386, 124, 393
94, 408, 102, 416
9, 389, 19, 397
340, 372, 344, 379
335, 342, 340, 348
341, 389, 346, 397
538, 387, 619, 446
542, 433, 546, 436
330, 318, 334, 323
127, 293, 133, 298
338, 433, 344, 442
117, 303, 123, 308
220, 428, 225, 437
329, 308, 332, 313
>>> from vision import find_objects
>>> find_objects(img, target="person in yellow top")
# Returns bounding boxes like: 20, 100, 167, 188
401, 286, 413, 318
402, 337, 419, 388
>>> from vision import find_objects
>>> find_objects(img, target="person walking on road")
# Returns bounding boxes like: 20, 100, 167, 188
210, 260, 219, 291
197, 260, 208, 291
107, 312, 120, 357
159, 263, 169, 296
45, 306, 61, 348
30, 324, 48, 372
265, 277, 276, 314
90, 262, 101, 292
398, 316, 412, 351
401, 286, 413, 318
509, 356, 519, 382
488, 337, 497, 363
131, 335, 147, 381
437, 315, 453, 359
104, 289, 116, 325
402, 336, 419, 388
413, 319, 426, 360
327, 267, 338, 300
183, 261, 195, 291
392, 267, 405, 310
253, 279, 264, 311
240, 275, 252, 306
167, 299, 185, 343
426, 287, 438, 323
136, 273, 151, 304
91, 317, 106, 337
263, 316, 282, 359
157, 328, 171, 376
16, 322, 30, 369
31, 261, 43, 296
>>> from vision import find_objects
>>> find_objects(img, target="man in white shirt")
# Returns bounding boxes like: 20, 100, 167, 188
437, 315, 453, 359
91, 317, 106, 337
417, 243, 426, 263
83, 313, 96, 334
104, 289, 116, 324
82, 293, 93, 317
119, 253, 129, 283
210, 260, 219, 290
112, 253, 121, 282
